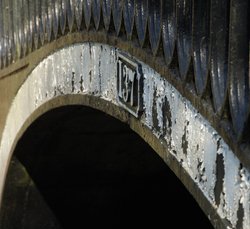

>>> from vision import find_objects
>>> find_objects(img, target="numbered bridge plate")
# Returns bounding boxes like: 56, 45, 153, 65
117, 53, 143, 117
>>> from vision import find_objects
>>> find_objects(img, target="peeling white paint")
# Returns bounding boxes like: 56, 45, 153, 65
223, 148, 240, 227
143, 68, 155, 128
0, 43, 249, 228
142, 65, 250, 228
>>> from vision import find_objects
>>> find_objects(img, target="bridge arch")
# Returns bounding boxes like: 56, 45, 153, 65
1, 104, 215, 228
0, 42, 249, 228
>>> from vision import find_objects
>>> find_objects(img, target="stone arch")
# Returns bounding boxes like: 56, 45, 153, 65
2, 104, 215, 228
0, 43, 249, 228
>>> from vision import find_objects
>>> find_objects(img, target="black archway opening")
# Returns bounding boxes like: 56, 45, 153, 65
1, 105, 213, 229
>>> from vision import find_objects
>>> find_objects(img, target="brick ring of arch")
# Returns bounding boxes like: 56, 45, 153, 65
0, 43, 249, 228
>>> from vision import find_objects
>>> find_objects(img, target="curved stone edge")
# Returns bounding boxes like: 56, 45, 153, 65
0, 43, 249, 229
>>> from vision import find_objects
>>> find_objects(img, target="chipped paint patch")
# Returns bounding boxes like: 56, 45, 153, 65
0, 43, 249, 228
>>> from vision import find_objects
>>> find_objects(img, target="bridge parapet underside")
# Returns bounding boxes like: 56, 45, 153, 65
0, 1, 249, 229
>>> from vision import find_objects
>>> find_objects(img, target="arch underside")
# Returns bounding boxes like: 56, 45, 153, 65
0, 43, 249, 229
1, 105, 214, 228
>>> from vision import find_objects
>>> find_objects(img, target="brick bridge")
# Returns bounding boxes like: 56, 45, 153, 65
0, 1, 249, 228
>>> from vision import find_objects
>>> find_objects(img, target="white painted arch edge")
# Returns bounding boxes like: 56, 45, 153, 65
0, 43, 249, 228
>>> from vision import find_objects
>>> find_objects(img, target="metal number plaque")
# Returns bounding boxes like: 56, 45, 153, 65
117, 53, 143, 117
